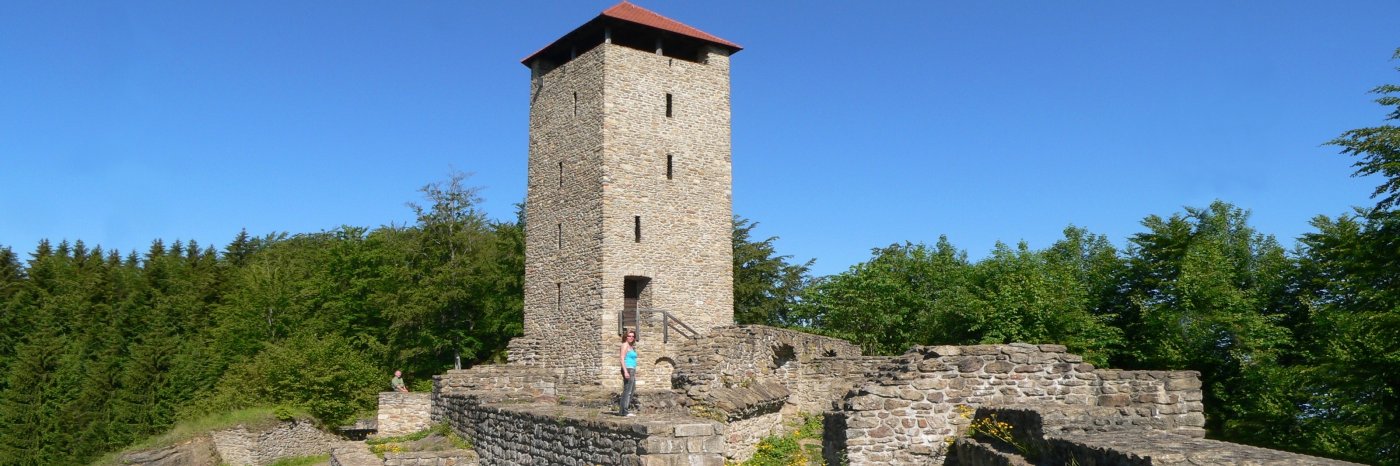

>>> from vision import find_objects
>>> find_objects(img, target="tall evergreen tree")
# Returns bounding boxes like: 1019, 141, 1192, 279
1293, 46, 1400, 465
732, 217, 813, 326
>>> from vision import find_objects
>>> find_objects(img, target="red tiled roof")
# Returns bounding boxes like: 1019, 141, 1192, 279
522, 1, 741, 65
600, 1, 741, 50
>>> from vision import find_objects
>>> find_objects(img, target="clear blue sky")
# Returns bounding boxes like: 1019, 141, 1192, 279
3, 1, 1397, 276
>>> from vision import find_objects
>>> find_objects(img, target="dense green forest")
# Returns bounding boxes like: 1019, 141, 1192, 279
2, 50, 1397, 466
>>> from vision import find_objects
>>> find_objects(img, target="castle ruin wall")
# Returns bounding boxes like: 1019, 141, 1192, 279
830, 343, 1205, 465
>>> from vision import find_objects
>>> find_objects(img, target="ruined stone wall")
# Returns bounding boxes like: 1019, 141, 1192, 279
661, 326, 875, 462
671, 326, 868, 414
521, 42, 608, 385
801, 356, 890, 414
445, 402, 724, 466
832, 344, 1205, 465
209, 420, 343, 466
431, 366, 558, 427
955, 406, 1362, 466
722, 412, 784, 461
597, 43, 736, 390
378, 392, 432, 437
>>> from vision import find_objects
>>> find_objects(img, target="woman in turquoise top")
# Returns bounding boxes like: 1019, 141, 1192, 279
618, 328, 638, 416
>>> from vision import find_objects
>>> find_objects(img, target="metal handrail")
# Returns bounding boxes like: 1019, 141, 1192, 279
619, 308, 699, 343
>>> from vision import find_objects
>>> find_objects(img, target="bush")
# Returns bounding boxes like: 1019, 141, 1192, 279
190, 333, 383, 425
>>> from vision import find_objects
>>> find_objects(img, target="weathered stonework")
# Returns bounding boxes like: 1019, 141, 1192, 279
671, 326, 871, 416
447, 402, 725, 466
829, 344, 1210, 465
518, 15, 737, 388
210, 420, 344, 466
953, 406, 1363, 466
418, 329, 1367, 465
118, 436, 220, 466
378, 392, 433, 437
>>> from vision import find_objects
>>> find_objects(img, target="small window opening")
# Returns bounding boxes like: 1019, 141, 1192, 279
634, 216, 641, 243
665, 93, 673, 118
556, 283, 562, 312
558, 161, 563, 187
557, 223, 562, 248
573, 92, 578, 117
666, 154, 673, 180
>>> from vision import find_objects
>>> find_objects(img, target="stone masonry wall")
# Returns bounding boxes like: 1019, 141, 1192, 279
597, 44, 736, 381
521, 40, 608, 385
523, 39, 739, 389
455, 403, 725, 466
666, 326, 876, 462
833, 344, 1204, 465
209, 419, 343, 466
955, 406, 1362, 466
431, 365, 558, 427
722, 411, 784, 461
671, 326, 867, 415
378, 392, 432, 437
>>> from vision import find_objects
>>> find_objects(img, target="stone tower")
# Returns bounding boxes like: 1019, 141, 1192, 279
510, 2, 742, 386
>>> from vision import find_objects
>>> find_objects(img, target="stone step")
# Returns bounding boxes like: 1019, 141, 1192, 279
329, 442, 381, 466
952, 437, 1036, 466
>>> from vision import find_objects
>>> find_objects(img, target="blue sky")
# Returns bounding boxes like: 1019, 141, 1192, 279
2, 1, 1397, 276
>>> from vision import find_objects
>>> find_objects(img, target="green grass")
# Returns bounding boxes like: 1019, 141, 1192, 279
91, 406, 313, 466
730, 413, 827, 466
367, 423, 472, 458
268, 454, 330, 466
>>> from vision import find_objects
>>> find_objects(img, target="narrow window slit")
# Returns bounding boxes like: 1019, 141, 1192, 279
665, 94, 673, 118
634, 216, 642, 243
666, 154, 673, 180
557, 223, 562, 248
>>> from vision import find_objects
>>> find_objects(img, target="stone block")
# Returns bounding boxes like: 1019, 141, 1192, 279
1098, 394, 1131, 407
674, 423, 716, 438
1166, 377, 1202, 390
884, 398, 911, 409
911, 378, 947, 390
640, 438, 683, 454
848, 396, 882, 411
702, 435, 724, 453
963, 346, 1000, 356
639, 455, 677, 466
917, 359, 949, 372
928, 345, 961, 356
984, 361, 1014, 373
1005, 343, 1036, 352
687, 454, 725, 466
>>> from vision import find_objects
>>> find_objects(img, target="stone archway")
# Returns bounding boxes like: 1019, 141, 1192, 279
652, 357, 677, 389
